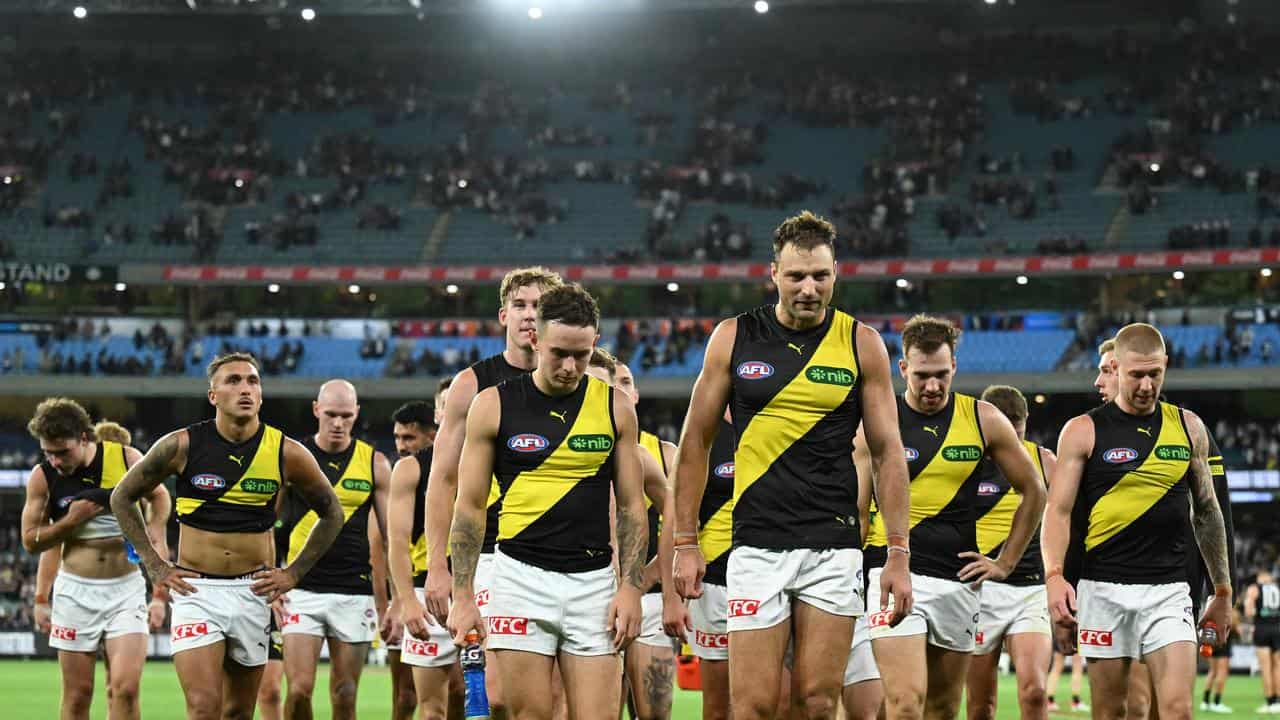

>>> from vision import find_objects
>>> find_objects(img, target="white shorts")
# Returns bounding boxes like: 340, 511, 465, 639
635, 593, 671, 649
170, 577, 271, 667
866, 569, 979, 653
1076, 579, 1196, 659
49, 570, 148, 653
475, 553, 496, 619
975, 582, 1051, 654
485, 549, 617, 657
401, 588, 459, 668
726, 546, 863, 633
690, 582, 729, 661
280, 588, 377, 644
842, 615, 881, 686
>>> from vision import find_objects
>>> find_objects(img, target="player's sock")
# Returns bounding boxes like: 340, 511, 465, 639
1204, 690, 1212, 705
1048, 695, 1056, 704
1072, 695, 1081, 705
1213, 693, 1222, 705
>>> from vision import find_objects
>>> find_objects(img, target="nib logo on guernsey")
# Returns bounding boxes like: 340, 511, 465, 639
1078, 629, 1113, 646
696, 630, 729, 649
942, 446, 982, 462
172, 623, 209, 640
488, 617, 529, 635
727, 599, 761, 618
805, 366, 854, 387
567, 434, 613, 452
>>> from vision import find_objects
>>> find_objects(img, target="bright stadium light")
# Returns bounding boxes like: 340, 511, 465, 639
267, 283, 281, 294
1034, 394, 1047, 404
1150, 162, 1161, 173
300, 7, 316, 21
114, 282, 127, 292
666, 282, 680, 293
754, 1, 769, 14
528, 7, 542, 20
446, 284, 459, 295
0, 282, 6, 291
1016, 275, 1028, 285
72, 6, 87, 18
983, 0, 998, 4
895, 278, 909, 289
348, 284, 361, 294
1262, 268, 1273, 278
1172, 270, 1185, 280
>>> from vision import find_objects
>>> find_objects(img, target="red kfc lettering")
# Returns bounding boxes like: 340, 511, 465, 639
727, 599, 761, 618
695, 630, 729, 649
975, 632, 985, 645
487, 616, 529, 635
474, 589, 491, 608
51, 625, 77, 641
404, 637, 439, 656
866, 610, 894, 628
172, 622, 209, 640
1078, 629, 1113, 647
282, 613, 301, 627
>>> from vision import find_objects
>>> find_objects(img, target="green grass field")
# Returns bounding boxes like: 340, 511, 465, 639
0, 659, 1267, 719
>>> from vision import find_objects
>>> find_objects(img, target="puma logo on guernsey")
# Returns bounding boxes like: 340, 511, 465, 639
228, 454, 245, 467
1137, 426, 1152, 437
787, 342, 805, 355
923, 426, 940, 437
327, 461, 341, 471
549, 410, 568, 424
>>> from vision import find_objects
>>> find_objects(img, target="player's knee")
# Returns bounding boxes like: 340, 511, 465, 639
395, 686, 418, 718
330, 678, 359, 709
222, 705, 256, 720
416, 701, 448, 720
180, 687, 223, 720
108, 679, 140, 709
1158, 695, 1192, 720
61, 683, 94, 715
258, 682, 282, 708
883, 687, 925, 719
1017, 683, 1048, 714
967, 695, 997, 720
732, 692, 778, 720
799, 689, 839, 720
924, 692, 962, 720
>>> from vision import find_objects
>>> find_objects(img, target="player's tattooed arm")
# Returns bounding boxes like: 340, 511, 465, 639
1185, 410, 1231, 590
111, 430, 188, 573
281, 438, 344, 583
613, 388, 649, 590
450, 387, 500, 594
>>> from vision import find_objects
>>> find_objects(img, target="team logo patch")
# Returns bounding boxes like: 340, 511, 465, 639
695, 630, 729, 649
727, 599, 760, 618
904, 447, 919, 462
50, 625, 77, 641
488, 616, 529, 635
58, 496, 75, 509
942, 445, 982, 462
1078, 629, 1113, 646
866, 610, 894, 628
342, 478, 373, 492
1155, 445, 1191, 461
365, 609, 375, 619
977, 482, 1000, 496
567, 434, 614, 452
736, 361, 774, 380
241, 478, 279, 494
714, 462, 735, 479
507, 434, 550, 453
805, 365, 855, 387
976, 631, 985, 644
1103, 448, 1139, 464
404, 637, 439, 656
191, 474, 226, 490
282, 613, 301, 626
474, 589, 491, 607
172, 622, 209, 640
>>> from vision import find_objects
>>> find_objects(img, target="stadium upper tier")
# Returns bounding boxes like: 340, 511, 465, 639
5, 33, 1280, 269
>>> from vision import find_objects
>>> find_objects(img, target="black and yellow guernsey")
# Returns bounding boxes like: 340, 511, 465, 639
699, 420, 736, 586
1080, 401, 1192, 585
411, 445, 435, 588
494, 373, 617, 572
44, 440, 129, 539
865, 393, 987, 579
471, 353, 528, 555
177, 419, 284, 533
730, 305, 862, 550
972, 440, 1047, 585
278, 437, 376, 595
639, 431, 666, 593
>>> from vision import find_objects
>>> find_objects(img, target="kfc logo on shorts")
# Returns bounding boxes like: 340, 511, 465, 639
51, 624, 77, 641
866, 610, 894, 628
404, 637, 439, 657
1078, 629, 1113, 647
474, 589, 491, 607
727, 599, 761, 618
488, 616, 529, 635
695, 630, 729, 649
172, 622, 210, 640
282, 613, 301, 627
975, 631, 985, 644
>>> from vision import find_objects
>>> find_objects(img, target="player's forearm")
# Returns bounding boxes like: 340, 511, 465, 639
387, 506, 417, 600
370, 551, 390, 611
617, 500, 648, 591
23, 516, 83, 554
871, 456, 910, 541
672, 445, 709, 536
285, 499, 343, 581
35, 548, 59, 598
1192, 501, 1232, 590
1040, 501, 1071, 572
423, 473, 457, 571
658, 483, 677, 592
449, 504, 485, 594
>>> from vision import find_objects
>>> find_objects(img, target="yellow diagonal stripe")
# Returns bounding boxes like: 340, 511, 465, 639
1086, 403, 1190, 551
699, 499, 734, 564
288, 441, 374, 564
975, 440, 1044, 554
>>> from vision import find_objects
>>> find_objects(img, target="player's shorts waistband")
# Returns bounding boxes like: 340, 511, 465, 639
177, 564, 268, 581
55, 568, 143, 585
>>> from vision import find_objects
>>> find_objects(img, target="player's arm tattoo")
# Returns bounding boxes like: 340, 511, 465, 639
616, 499, 647, 589
449, 511, 484, 590
282, 441, 344, 582
1187, 412, 1231, 589
111, 431, 184, 573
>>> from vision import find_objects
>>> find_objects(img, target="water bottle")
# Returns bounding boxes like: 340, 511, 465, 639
461, 630, 489, 719
1198, 621, 1218, 658
124, 540, 140, 564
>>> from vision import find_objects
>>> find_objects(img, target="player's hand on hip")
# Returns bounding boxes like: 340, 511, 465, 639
144, 559, 199, 596
447, 596, 485, 647
1046, 574, 1077, 626
608, 584, 643, 652
880, 553, 914, 626
672, 546, 705, 600
661, 591, 692, 643
957, 551, 1009, 588
251, 567, 298, 604
1200, 595, 1232, 646
424, 568, 452, 624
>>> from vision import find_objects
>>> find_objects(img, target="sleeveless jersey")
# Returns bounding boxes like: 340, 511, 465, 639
43, 440, 129, 540
494, 374, 617, 572
972, 439, 1047, 586
1256, 579, 1280, 624
177, 419, 284, 533
471, 352, 528, 554
639, 430, 666, 593
411, 445, 433, 586
281, 437, 376, 595
729, 305, 863, 550
1079, 401, 1192, 584
699, 420, 737, 586
866, 393, 987, 580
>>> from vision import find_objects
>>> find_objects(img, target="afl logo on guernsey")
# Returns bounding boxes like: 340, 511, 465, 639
904, 447, 919, 462
507, 434, 550, 453
1103, 448, 1139, 464
58, 496, 75, 509
714, 462, 735, 479
191, 474, 226, 490
736, 361, 774, 380
978, 482, 1000, 496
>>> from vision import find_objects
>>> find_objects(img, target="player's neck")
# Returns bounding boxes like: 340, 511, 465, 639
1114, 396, 1158, 417
67, 442, 98, 476
903, 391, 949, 416
532, 370, 580, 398
773, 303, 826, 331
215, 413, 261, 443
503, 344, 537, 371
313, 434, 352, 455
